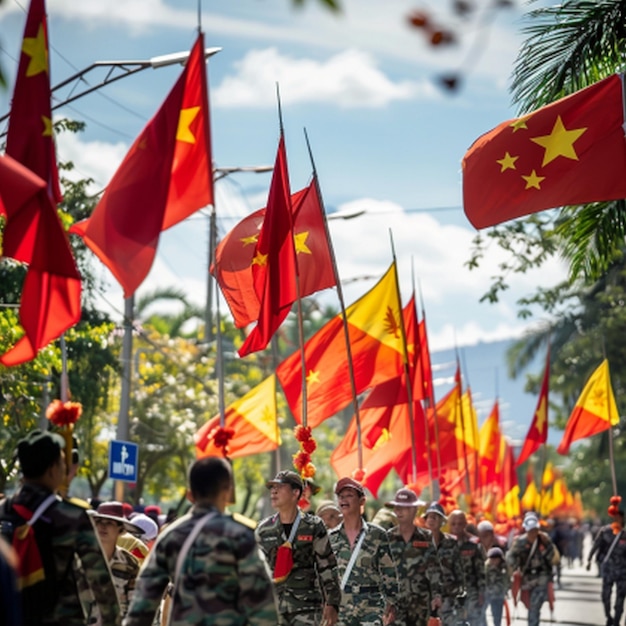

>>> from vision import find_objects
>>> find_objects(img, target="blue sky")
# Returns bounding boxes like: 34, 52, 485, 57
0, 0, 564, 439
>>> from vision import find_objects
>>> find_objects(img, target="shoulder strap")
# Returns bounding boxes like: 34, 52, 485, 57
522, 538, 538, 573
603, 530, 623, 565
340, 522, 368, 591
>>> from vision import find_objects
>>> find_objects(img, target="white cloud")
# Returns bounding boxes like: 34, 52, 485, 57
213, 48, 432, 109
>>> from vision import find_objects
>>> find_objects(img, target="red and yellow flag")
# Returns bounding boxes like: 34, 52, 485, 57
479, 401, 503, 486
2, 0, 81, 366
496, 440, 520, 519
557, 359, 619, 454
71, 33, 213, 297
276, 262, 404, 428
463, 74, 626, 229
517, 347, 550, 466
194, 375, 279, 458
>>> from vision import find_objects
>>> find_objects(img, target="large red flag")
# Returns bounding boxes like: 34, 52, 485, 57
214, 178, 335, 328
557, 359, 619, 454
70, 33, 213, 297
2, 0, 81, 366
463, 74, 626, 229
276, 262, 404, 427
0, 154, 46, 218
516, 348, 550, 466
238, 136, 297, 356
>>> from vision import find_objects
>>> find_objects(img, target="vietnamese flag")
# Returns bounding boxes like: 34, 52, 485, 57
276, 262, 404, 428
214, 178, 335, 328
71, 33, 213, 297
479, 401, 503, 486
463, 74, 626, 229
517, 348, 550, 466
557, 359, 619, 454
194, 375, 279, 458
496, 440, 520, 519
238, 136, 297, 356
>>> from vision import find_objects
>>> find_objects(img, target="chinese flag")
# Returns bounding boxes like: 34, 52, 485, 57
557, 359, 619, 454
276, 262, 404, 428
2, 0, 81, 366
71, 33, 213, 297
516, 348, 550, 466
463, 74, 626, 229
194, 375, 279, 459
214, 178, 335, 328
0, 154, 46, 219
238, 136, 297, 356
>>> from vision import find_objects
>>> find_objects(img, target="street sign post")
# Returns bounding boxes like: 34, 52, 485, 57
108, 440, 138, 483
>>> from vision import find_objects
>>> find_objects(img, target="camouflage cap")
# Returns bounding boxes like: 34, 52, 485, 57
334, 477, 365, 497
266, 470, 303, 491
17, 429, 65, 478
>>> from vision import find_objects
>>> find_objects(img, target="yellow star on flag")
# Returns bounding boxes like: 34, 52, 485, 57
306, 370, 320, 385
42, 115, 53, 137
22, 23, 48, 77
535, 395, 547, 433
294, 231, 312, 254
510, 117, 529, 132
251, 252, 268, 267
497, 152, 518, 172
240, 234, 259, 247
530, 116, 587, 166
176, 106, 200, 144
522, 170, 545, 190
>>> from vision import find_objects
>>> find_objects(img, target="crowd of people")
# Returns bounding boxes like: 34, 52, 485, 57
0, 428, 615, 626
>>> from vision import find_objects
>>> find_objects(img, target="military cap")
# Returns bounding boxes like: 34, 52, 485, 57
487, 546, 504, 559
305, 478, 322, 495
316, 500, 341, 516
422, 500, 447, 520
522, 513, 539, 531
89, 501, 144, 534
477, 520, 494, 533
385, 487, 423, 508
266, 470, 303, 491
334, 477, 365, 497
17, 429, 65, 478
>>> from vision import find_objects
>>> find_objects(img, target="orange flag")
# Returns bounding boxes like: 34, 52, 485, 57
194, 375, 279, 458
516, 347, 550, 466
463, 74, 626, 229
2, 0, 81, 366
71, 33, 213, 297
479, 401, 503, 486
557, 359, 619, 454
215, 177, 335, 329
238, 135, 297, 356
276, 262, 404, 428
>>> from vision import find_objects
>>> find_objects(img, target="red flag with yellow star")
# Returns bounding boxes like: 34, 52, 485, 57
516, 347, 550, 466
463, 74, 626, 229
70, 33, 213, 297
214, 178, 335, 328
1, 0, 82, 366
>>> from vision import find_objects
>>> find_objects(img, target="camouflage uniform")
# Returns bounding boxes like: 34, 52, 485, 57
0, 482, 120, 626
483, 558, 510, 626
123, 504, 277, 626
457, 536, 485, 625
432, 533, 466, 626
256, 510, 341, 625
329, 521, 399, 626
387, 524, 440, 626
588, 525, 626, 625
506, 531, 555, 626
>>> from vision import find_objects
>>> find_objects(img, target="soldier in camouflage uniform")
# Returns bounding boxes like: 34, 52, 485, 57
329, 477, 398, 626
483, 547, 510, 626
586, 509, 626, 626
423, 502, 465, 626
448, 510, 485, 625
256, 470, 341, 626
506, 513, 555, 626
124, 457, 277, 626
0, 430, 120, 626
385, 488, 440, 626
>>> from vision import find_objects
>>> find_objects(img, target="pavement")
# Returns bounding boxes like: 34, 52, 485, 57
486, 562, 605, 626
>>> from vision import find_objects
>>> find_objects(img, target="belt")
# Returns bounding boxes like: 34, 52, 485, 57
349, 584, 379, 594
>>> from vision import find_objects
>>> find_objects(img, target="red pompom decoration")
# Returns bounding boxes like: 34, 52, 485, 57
351, 468, 366, 482
301, 438, 317, 454
608, 505, 619, 517
293, 451, 311, 471
302, 462, 316, 479
46, 400, 82, 427
294, 425, 312, 443
210, 427, 235, 456
610, 496, 622, 505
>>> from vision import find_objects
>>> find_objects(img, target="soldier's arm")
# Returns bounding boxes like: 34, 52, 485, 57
313, 520, 342, 608
74, 512, 121, 625
377, 531, 400, 606
473, 547, 487, 593
451, 541, 466, 596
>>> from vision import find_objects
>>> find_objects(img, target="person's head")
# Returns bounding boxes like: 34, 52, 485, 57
448, 509, 468, 537
423, 501, 447, 532
334, 477, 366, 519
90, 501, 143, 558
17, 430, 66, 490
188, 457, 233, 511
522, 512, 540, 537
477, 519, 495, 545
385, 487, 421, 527
487, 546, 504, 566
128, 513, 159, 542
316, 500, 342, 529
266, 471, 303, 512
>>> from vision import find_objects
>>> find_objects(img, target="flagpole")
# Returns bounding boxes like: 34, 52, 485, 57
461, 348, 481, 498
389, 232, 418, 483
538, 443, 547, 515
303, 128, 364, 471
455, 348, 472, 497
603, 345, 618, 496
271, 336, 282, 472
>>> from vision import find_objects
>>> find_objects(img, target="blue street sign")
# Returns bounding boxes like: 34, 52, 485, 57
108, 440, 138, 483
